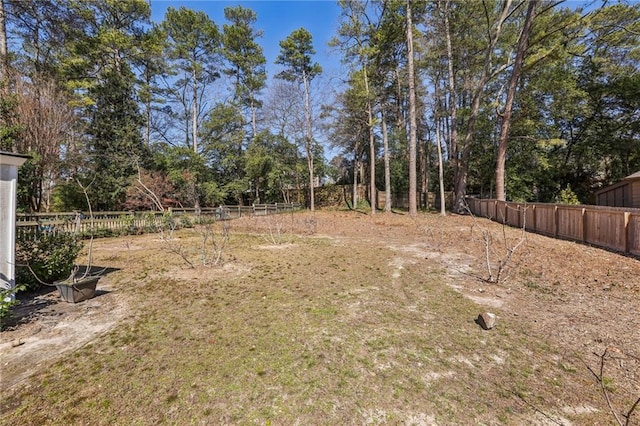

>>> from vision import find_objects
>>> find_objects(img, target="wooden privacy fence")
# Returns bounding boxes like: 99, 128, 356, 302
466, 198, 640, 257
16, 203, 301, 240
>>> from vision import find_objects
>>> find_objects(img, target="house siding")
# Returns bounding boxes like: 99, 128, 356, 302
597, 183, 630, 207
632, 181, 640, 208
595, 172, 640, 208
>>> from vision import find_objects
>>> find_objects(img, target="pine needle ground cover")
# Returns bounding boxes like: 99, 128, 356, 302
1, 211, 638, 425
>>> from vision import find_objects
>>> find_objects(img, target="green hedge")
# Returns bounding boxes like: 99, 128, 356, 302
15, 231, 83, 291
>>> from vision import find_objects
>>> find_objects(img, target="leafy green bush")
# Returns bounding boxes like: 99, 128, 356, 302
161, 211, 177, 230
15, 231, 83, 291
143, 212, 160, 233
0, 284, 25, 329
119, 213, 137, 235
179, 214, 193, 228
557, 184, 580, 205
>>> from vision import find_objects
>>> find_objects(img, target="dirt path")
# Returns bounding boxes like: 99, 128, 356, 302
1, 275, 129, 390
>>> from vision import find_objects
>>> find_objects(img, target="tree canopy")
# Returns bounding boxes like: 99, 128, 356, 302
1, 0, 637, 212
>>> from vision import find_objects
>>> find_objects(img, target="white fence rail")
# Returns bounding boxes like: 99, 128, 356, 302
16, 203, 302, 240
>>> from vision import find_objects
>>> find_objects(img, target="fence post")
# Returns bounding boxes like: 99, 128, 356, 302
582, 208, 587, 243
517, 204, 521, 228
504, 202, 508, 225
624, 212, 631, 254
554, 205, 559, 237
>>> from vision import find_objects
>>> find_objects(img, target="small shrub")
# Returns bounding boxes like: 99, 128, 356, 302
15, 231, 83, 291
0, 284, 26, 329
179, 214, 193, 228
89, 228, 115, 238
120, 213, 137, 235
161, 211, 177, 230
143, 212, 160, 233
557, 185, 580, 205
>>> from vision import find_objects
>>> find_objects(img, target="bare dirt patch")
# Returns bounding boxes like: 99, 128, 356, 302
1, 275, 128, 389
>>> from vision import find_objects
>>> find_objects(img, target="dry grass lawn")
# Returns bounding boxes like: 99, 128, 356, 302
1, 210, 639, 425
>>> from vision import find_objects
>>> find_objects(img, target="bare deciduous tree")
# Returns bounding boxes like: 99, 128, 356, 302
9, 73, 76, 211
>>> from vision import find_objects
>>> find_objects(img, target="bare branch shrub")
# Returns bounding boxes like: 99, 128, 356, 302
467, 203, 527, 284
412, 212, 447, 253
256, 209, 295, 245
158, 214, 231, 269
299, 214, 317, 235
194, 218, 230, 266
586, 347, 640, 426
124, 164, 174, 211
70, 178, 96, 281
131, 165, 231, 268
158, 215, 194, 268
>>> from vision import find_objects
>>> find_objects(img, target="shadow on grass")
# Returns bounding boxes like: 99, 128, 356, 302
4, 265, 120, 330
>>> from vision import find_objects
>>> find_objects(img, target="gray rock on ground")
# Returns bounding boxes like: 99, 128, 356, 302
477, 312, 496, 330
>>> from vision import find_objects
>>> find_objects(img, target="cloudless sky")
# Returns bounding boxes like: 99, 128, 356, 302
149, 0, 345, 83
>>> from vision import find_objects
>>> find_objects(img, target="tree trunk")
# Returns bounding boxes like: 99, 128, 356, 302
352, 151, 359, 209
496, 0, 538, 201
453, 89, 482, 213
251, 96, 258, 139
192, 70, 200, 212
443, 0, 458, 194
145, 98, 151, 145
419, 138, 427, 208
0, 0, 7, 83
453, 0, 512, 213
303, 72, 315, 211
192, 71, 198, 153
366, 99, 376, 213
406, 0, 418, 216
395, 67, 405, 132
369, 124, 376, 213
436, 119, 446, 216
255, 180, 260, 204
362, 64, 376, 215
382, 108, 391, 212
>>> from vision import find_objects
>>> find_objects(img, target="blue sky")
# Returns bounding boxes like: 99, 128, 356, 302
149, 0, 344, 82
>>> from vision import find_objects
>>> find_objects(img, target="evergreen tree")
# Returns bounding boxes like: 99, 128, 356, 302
162, 6, 220, 153
86, 68, 147, 210
222, 5, 267, 139
275, 27, 322, 211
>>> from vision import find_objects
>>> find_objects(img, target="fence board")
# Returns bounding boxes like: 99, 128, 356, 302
534, 205, 556, 236
630, 214, 640, 257
467, 197, 640, 257
505, 203, 522, 228
525, 205, 536, 231
480, 200, 496, 220
584, 209, 626, 252
557, 206, 584, 241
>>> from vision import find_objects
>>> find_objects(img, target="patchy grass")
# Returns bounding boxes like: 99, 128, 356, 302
1, 211, 639, 424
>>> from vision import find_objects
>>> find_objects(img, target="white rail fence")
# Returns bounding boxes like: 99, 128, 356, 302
16, 203, 302, 240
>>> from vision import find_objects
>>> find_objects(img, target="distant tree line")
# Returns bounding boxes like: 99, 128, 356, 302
1, 0, 638, 214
